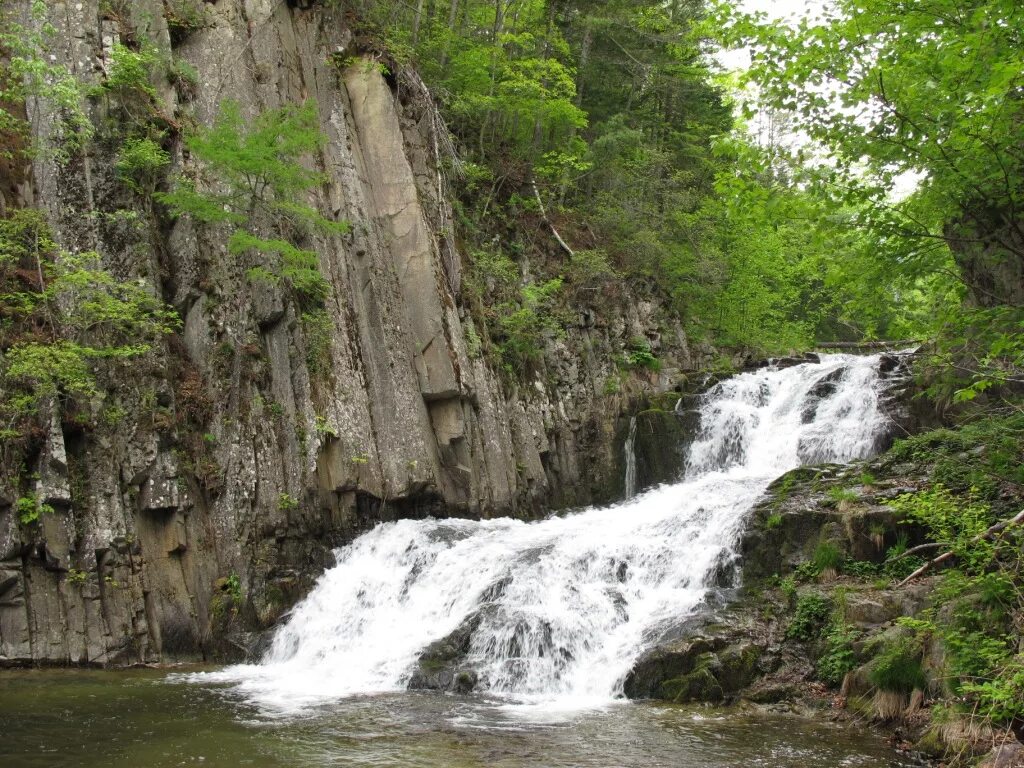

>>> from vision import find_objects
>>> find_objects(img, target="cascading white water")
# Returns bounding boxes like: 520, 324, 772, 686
201, 354, 892, 714
623, 415, 639, 499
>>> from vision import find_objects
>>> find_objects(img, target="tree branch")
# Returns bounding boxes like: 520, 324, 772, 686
530, 179, 574, 258
896, 509, 1024, 587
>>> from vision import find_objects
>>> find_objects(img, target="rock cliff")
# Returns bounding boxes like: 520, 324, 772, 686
0, 0, 703, 665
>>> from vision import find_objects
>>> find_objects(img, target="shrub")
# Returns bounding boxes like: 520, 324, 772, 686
225, 572, 242, 605
826, 486, 858, 504
116, 136, 170, 193
779, 575, 797, 605
15, 493, 54, 525
812, 541, 843, 572
302, 309, 333, 377
497, 278, 563, 373
163, 0, 210, 42
888, 485, 993, 573
842, 559, 880, 578
869, 638, 927, 694
786, 593, 832, 641
566, 248, 618, 289
96, 43, 159, 101
157, 100, 346, 309
624, 338, 660, 372
818, 620, 858, 686
168, 58, 199, 100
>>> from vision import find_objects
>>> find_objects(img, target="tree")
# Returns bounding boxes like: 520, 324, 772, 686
0, 211, 178, 436
157, 100, 347, 307
721, 0, 1024, 389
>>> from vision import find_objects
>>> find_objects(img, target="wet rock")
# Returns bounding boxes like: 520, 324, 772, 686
454, 670, 478, 694
407, 615, 481, 692
801, 368, 846, 423
625, 635, 762, 703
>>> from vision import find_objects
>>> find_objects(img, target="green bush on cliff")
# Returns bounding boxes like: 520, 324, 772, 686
1, 223, 178, 428
157, 100, 346, 308
116, 136, 170, 194
785, 593, 832, 641
888, 486, 993, 572
15, 493, 54, 525
817, 620, 858, 686
0, 1, 93, 160
868, 637, 927, 695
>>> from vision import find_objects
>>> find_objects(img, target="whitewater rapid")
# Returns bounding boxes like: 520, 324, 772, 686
197, 354, 892, 714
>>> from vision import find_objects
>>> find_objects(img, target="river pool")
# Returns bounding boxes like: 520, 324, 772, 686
0, 668, 919, 768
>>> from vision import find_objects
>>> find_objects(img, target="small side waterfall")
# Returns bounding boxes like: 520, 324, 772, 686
623, 415, 639, 499
202, 354, 894, 714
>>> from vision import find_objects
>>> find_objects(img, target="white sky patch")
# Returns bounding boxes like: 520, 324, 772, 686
715, 0, 826, 71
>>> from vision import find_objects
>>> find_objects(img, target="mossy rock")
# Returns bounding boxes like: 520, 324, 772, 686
655, 643, 762, 704
660, 655, 725, 703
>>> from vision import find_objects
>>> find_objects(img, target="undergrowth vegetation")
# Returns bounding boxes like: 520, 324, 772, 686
771, 411, 1024, 761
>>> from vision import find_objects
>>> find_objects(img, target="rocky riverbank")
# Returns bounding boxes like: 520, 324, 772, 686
625, 408, 1024, 767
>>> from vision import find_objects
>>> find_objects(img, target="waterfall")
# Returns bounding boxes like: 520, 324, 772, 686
623, 415, 638, 499
201, 354, 892, 714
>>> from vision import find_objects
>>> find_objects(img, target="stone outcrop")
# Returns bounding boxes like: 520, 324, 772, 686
620, 441, 942, 704
0, 0, 704, 665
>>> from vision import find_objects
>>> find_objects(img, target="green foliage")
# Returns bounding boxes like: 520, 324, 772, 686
0, 0, 93, 161
98, 43, 159, 101
163, 0, 210, 40
565, 248, 618, 291
497, 278, 563, 374
888, 486, 994, 572
869, 638, 927, 695
624, 338, 660, 372
890, 415, 1024, 497
960, 660, 1024, 725
1, 233, 179, 422
722, 0, 1023, 387
786, 593, 832, 641
764, 512, 783, 530
158, 100, 345, 308
0, 208, 56, 267
15, 492, 54, 525
302, 309, 333, 377
826, 486, 858, 504
224, 572, 242, 606
842, 559, 880, 579
116, 137, 170, 194
314, 415, 338, 439
168, 58, 199, 97
778, 575, 797, 607
818, 620, 858, 686
811, 541, 843, 573
277, 493, 298, 511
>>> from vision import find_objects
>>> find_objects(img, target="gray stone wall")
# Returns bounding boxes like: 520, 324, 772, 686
0, 0, 706, 665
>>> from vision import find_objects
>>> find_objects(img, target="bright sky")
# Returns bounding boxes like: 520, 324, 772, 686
715, 0, 826, 71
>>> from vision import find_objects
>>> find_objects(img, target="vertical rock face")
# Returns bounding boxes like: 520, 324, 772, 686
0, 0, 705, 664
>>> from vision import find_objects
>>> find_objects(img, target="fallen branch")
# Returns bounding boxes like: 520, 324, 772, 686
890, 542, 944, 560
897, 508, 1024, 587
815, 339, 920, 350
531, 179, 574, 258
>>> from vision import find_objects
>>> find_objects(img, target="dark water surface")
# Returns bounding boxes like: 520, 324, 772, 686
1, 668, 917, 768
